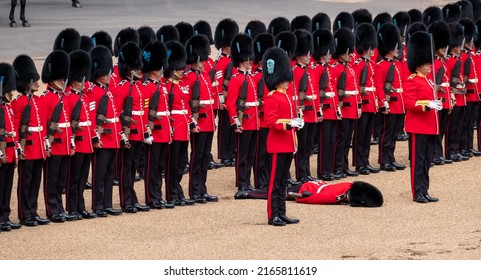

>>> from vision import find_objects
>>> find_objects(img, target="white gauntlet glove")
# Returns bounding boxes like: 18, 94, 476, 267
290, 118, 304, 129
143, 136, 154, 145
429, 100, 442, 111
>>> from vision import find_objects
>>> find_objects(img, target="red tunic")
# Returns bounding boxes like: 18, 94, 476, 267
292, 63, 321, 123
432, 56, 453, 109
1, 103, 17, 162
316, 62, 340, 121
251, 68, 268, 128
352, 57, 378, 113
463, 50, 480, 102
109, 64, 122, 89
205, 57, 220, 110
166, 79, 194, 141
296, 181, 352, 204
374, 58, 405, 114
140, 79, 172, 143
331, 61, 362, 119
445, 55, 467, 107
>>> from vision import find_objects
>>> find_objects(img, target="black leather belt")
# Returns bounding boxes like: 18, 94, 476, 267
390, 96, 398, 101
362, 100, 370, 105
322, 104, 331, 109
26, 140, 34, 146
467, 89, 475, 94
75, 136, 84, 141
130, 129, 139, 134
153, 125, 162, 130
6, 142, 15, 148
243, 114, 250, 119
53, 138, 62, 144
304, 106, 314, 111
343, 102, 351, 107
198, 113, 207, 118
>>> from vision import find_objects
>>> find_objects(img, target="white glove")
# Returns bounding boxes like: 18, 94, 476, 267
299, 118, 305, 129
290, 118, 303, 129
429, 100, 442, 111
143, 136, 154, 145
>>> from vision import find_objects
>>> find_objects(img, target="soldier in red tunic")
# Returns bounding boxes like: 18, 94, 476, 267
111, 28, 139, 89
0, 63, 22, 231
404, 31, 441, 203
262, 47, 302, 226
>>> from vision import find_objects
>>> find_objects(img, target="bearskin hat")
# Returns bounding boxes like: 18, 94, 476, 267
185, 34, 210, 64
244, 20, 267, 39
475, 18, 481, 48
443, 3, 462, 23
377, 23, 401, 57
352, 9, 372, 26
68, 50, 91, 83
406, 22, 428, 45
355, 23, 377, 54
262, 47, 293, 91
176, 22, 194, 46
458, 0, 475, 20
113, 27, 139, 57
80, 35, 94, 52
137, 26, 156, 50
291, 15, 312, 32
333, 11, 355, 32
312, 12, 331, 31
408, 9, 424, 23
312, 29, 335, 60
91, 31, 113, 55
268, 17, 291, 37
294, 29, 313, 57
89, 45, 113, 82
12, 55, 39, 92
41, 50, 70, 84
407, 31, 432, 73
141, 41, 168, 73
334, 27, 355, 57
393, 11, 411, 36
460, 18, 476, 42
156, 25, 179, 43
194, 20, 214, 44
428, 21, 451, 50
470, 0, 481, 20
373, 12, 392, 32
253, 33, 274, 64
423, 6, 443, 27
214, 18, 239, 49
118, 42, 142, 79
275, 31, 297, 59
449, 22, 465, 48
164, 41, 187, 78
0, 63, 16, 93
230, 34, 254, 67
348, 181, 384, 207
53, 28, 81, 54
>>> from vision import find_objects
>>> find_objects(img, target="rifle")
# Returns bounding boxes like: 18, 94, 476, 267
70, 76, 86, 134
222, 62, 234, 102
383, 43, 398, 103
464, 38, 474, 84
257, 78, 265, 106
209, 50, 222, 87
147, 68, 164, 130
337, 49, 349, 107
435, 45, 449, 93
47, 79, 68, 144
190, 56, 202, 122
298, 51, 310, 112
236, 70, 249, 129
119, 73, 136, 147
430, 34, 438, 101
17, 80, 34, 158
96, 70, 111, 134
359, 48, 371, 95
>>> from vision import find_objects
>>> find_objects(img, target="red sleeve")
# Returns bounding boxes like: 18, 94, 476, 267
374, 63, 387, 104
225, 76, 241, 125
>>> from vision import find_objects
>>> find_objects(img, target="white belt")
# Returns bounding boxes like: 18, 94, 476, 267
199, 99, 214, 105
469, 78, 479, 83
131, 110, 144, 116
245, 101, 259, 107
440, 82, 450, 87
58, 122, 71, 128
345, 90, 359, 96
106, 117, 119, 123
305, 95, 317, 100
28, 126, 43, 132
78, 121, 92, 127
292, 96, 298, 101
157, 111, 170, 116
325, 92, 335, 98
171, 109, 188, 115
364, 87, 376, 92
391, 88, 403, 93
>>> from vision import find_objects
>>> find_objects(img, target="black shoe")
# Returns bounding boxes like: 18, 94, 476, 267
64, 213, 79, 221
80, 211, 97, 219
20, 218, 38, 227
191, 195, 207, 204
159, 200, 175, 209
113, 178, 120, 186
440, 157, 453, 164
134, 203, 150, 212
5, 221, 21, 230
469, 149, 481, 157
310, 147, 319, 155
268, 216, 286, 226
366, 164, 380, 173
149, 200, 164, 209
169, 199, 185, 206
380, 163, 396, 172
49, 214, 66, 223
356, 166, 370, 175
203, 194, 219, 202
134, 175, 142, 182
207, 161, 216, 170
72, 0, 82, 8
370, 137, 379, 145
221, 159, 233, 167
279, 215, 300, 224
85, 182, 92, 189
300, 177, 310, 183
457, 153, 470, 161
123, 205, 138, 213
94, 210, 108, 217
182, 199, 195, 206
432, 157, 445, 165
34, 216, 50, 225
0, 223, 12, 231
461, 150, 474, 158
391, 162, 406, 170
424, 194, 439, 202
320, 173, 335, 181
105, 208, 122, 216
414, 195, 429, 203
333, 170, 345, 180
344, 169, 359, 177
306, 176, 317, 181
183, 164, 189, 174
287, 178, 302, 186
449, 154, 462, 162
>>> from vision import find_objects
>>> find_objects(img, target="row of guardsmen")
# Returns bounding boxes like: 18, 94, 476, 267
3, 0, 481, 229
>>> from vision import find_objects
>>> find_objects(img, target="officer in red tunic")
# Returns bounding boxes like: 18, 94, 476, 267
375, 23, 406, 172
225, 34, 259, 192
263, 47, 301, 226
0, 63, 22, 231
64, 50, 98, 220
140, 41, 175, 210
87, 45, 123, 217
112, 42, 150, 213
41, 50, 76, 223
11, 55, 50, 226
331, 27, 361, 179
404, 31, 440, 203
352, 23, 380, 175
183, 34, 218, 203
164, 41, 196, 206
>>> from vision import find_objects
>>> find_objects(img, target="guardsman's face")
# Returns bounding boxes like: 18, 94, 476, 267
417, 63, 432, 76
451, 46, 461, 55
297, 55, 309, 66
29, 80, 40, 93
194, 61, 205, 72
97, 75, 109, 85
277, 81, 289, 90
71, 80, 83, 91
51, 79, 65, 91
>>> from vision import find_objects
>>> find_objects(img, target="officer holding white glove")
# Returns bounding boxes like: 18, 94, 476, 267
429, 100, 443, 111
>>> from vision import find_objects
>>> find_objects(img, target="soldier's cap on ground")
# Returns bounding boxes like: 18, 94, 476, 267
89, 45, 113, 82
12, 54, 39, 92
333, 11, 355, 32
334, 27, 355, 57
312, 28, 335, 60
91, 30, 113, 55
41, 50, 70, 84
261, 47, 292, 91
267, 16, 290, 37
407, 31, 432, 73
53, 28, 81, 54
137, 26, 157, 50
355, 23, 378, 54
352, 9, 372, 26
68, 50, 91, 83
214, 18, 239, 50
428, 20, 451, 51
312, 12, 331, 32
157, 25, 180, 43
114, 27, 139, 58
164, 41, 186, 78
141, 41, 168, 73
118, 41, 142, 79
0, 63, 16, 93
291, 15, 312, 32
293, 29, 313, 57
377, 23, 401, 57
373, 12, 392, 32
245, 20, 267, 39
253, 32, 274, 64
185, 34, 210, 64
275, 31, 297, 59
348, 181, 384, 207
176, 22, 194, 46
194, 20, 214, 45
230, 33, 254, 68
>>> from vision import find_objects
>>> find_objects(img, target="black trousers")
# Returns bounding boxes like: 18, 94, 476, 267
294, 122, 315, 180
92, 148, 117, 211
311, 123, 320, 153
17, 159, 43, 220
189, 131, 214, 197
373, 113, 382, 140
119, 140, 143, 207
144, 142, 169, 204
67, 152, 91, 213
0, 162, 15, 223
318, 120, 337, 177
353, 112, 375, 167
446, 106, 465, 156
378, 113, 404, 164
217, 110, 237, 160
137, 144, 147, 176
267, 153, 292, 219
462, 102, 479, 151
254, 127, 270, 189
235, 130, 258, 190
166, 140, 189, 201
435, 108, 449, 158
335, 118, 357, 172
43, 155, 69, 216
408, 133, 435, 199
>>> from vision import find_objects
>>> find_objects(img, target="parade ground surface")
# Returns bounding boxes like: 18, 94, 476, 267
1, 0, 481, 260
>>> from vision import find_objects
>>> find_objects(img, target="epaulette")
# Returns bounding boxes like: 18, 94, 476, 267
118, 80, 128, 87
354, 57, 363, 65
41, 90, 49, 96
184, 69, 193, 75
231, 72, 242, 79
376, 60, 384, 65
408, 74, 416, 80
291, 64, 300, 71
331, 62, 339, 67
88, 83, 95, 91
13, 94, 23, 101
142, 80, 151, 86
